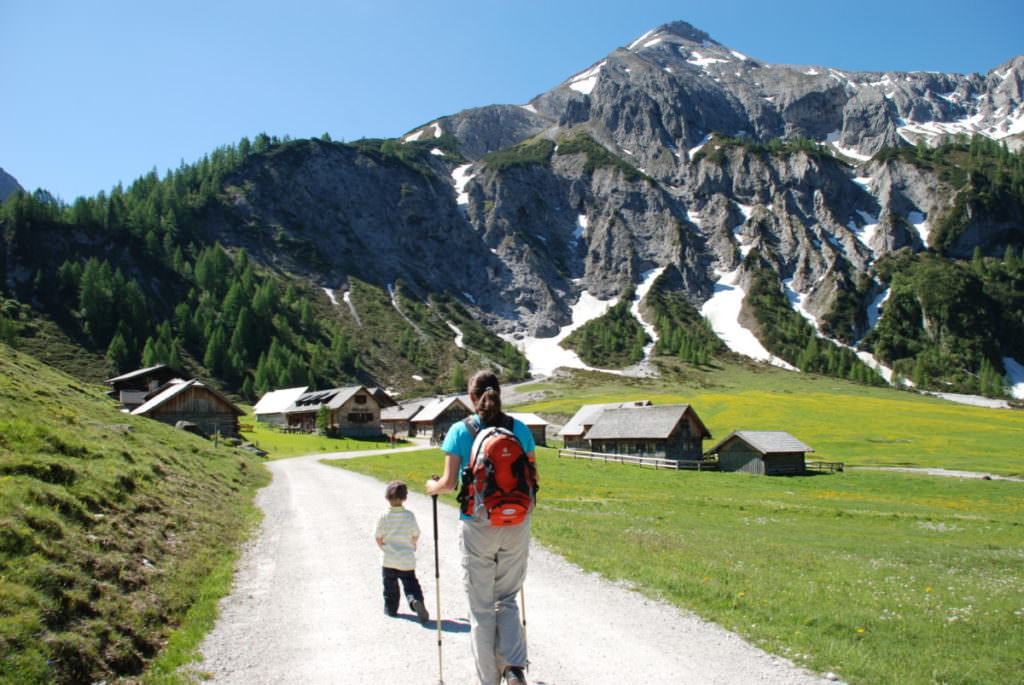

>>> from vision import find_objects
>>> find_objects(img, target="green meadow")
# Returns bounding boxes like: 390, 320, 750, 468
334, 364, 1024, 685
519, 363, 1024, 474
237, 418, 404, 459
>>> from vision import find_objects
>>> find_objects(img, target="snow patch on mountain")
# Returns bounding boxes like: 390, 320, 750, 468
686, 49, 728, 68
907, 211, 931, 246
784, 279, 895, 382
702, 268, 796, 371
452, 163, 474, 211
1003, 357, 1024, 399
627, 267, 666, 376
342, 290, 361, 326
569, 62, 605, 95
827, 130, 871, 161
849, 210, 880, 251
627, 29, 659, 51
688, 134, 712, 159
573, 215, 588, 243
504, 290, 621, 377
448, 322, 464, 349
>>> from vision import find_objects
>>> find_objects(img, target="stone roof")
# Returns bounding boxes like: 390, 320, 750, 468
707, 430, 814, 455
412, 396, 472, 423
253, 386, 308, 415
583, 404, 706, 440
285, 386, 372, 414
557, 400, 652, 437
508, 411, 548, 427
381, 403, 425, 421
105, 364, 189, 384
131, 379, 244, 417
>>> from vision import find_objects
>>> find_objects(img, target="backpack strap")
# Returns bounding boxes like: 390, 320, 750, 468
463, 413, 513, 439
462, 415, 480, 442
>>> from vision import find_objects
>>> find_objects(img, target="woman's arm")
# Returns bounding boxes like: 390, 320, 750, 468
425, 452, 460, 495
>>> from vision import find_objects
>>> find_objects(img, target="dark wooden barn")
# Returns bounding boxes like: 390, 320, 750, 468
582, 404, 711, 461
106, 364, 190, 410
410, 396, 472, 440
131, 379, 244, 438
707, 431, 814, 475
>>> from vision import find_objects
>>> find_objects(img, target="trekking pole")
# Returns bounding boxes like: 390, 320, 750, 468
431, 476, 444, 685
521, 585, 528, 646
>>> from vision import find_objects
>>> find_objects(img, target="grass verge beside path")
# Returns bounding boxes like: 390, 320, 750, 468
0, 345, 269, 684
333, 448, 1024, 685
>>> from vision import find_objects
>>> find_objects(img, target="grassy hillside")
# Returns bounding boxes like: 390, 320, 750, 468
0, 344, 269, 684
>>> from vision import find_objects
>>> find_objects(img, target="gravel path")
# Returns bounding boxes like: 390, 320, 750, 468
193, 448, 836, 684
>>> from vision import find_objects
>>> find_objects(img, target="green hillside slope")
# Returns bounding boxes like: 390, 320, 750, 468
0, 344, 269, 684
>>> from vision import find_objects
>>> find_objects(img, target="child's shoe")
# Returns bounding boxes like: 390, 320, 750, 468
410, 598, 430, 624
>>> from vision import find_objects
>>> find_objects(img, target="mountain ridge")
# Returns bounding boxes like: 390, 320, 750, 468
2, 20, 1023, 399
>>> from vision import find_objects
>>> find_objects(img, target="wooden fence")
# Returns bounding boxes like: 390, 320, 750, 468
806, 460, 845, 473
557, 448, 718, 471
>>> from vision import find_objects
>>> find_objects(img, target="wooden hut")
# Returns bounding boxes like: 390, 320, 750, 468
106, 364, 190, 410
131, 379, 244, 437
283, 386, 383, 437
557, 400, 651, 449
410, 396, 472, 440
381, 402, 426, 439
367, 387, 398, 409
707, 431, 813, 475
252, 386, 307, 427
508, 412, 549, 447
583, 404, 711, 461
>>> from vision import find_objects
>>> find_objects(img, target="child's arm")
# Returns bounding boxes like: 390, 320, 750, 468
375, 536, 384, 549
412, 534, 419, 551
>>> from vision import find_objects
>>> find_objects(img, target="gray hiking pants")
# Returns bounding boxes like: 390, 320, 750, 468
459, 516, 530, 685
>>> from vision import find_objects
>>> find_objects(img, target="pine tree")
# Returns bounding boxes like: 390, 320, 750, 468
106, 332, 131, 372
450, 364, 466, 393
203, 326, 228, 375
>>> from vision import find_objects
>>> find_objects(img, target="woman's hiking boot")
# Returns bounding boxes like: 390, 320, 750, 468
503, 666, 527, 684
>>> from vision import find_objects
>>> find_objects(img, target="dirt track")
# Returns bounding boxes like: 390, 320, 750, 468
192, 448, 836, 684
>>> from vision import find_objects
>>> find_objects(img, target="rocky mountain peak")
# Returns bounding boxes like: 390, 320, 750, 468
629, 21, 716, 49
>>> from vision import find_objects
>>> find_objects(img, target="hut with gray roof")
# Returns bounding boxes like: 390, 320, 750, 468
706, 431, 814, 475
557, 400, 652, 449
582, 404, 711, 461
283, 385, 383, 437
253, 386, 308, 427
132, 378, 244, 438
410, 395, 472, 440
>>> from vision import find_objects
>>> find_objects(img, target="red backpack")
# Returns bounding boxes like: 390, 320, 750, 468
456, 414, 538, 526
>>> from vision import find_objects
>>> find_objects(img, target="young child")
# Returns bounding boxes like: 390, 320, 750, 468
374, 480, 430, 624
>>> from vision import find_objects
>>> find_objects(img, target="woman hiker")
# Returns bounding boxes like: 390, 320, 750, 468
426, 370, 536, 685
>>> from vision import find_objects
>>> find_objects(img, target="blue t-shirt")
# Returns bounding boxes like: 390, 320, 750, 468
441, 414, 536, 520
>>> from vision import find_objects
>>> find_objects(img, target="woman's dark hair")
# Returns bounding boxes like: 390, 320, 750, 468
469, 370, 503, 426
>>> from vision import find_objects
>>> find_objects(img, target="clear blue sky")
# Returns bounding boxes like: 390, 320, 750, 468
3, 0, 1022, 202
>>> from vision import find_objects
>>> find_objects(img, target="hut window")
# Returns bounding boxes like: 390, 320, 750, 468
355, 395, 367, 404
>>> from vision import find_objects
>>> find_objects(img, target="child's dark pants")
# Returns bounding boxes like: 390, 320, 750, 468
382, 567, 424, 615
